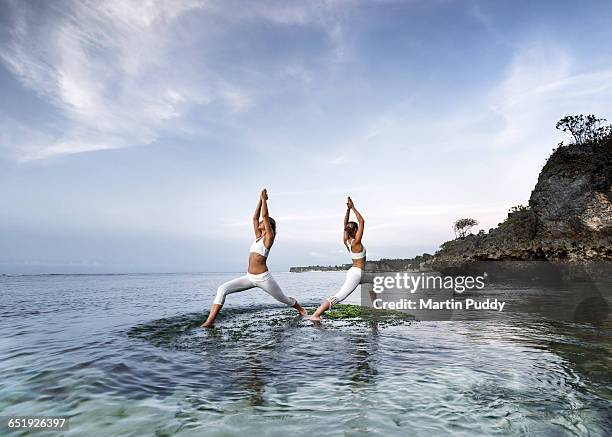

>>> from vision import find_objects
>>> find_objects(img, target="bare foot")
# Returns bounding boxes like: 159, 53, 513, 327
200, 321, 213, 328
309, 315, 321, 322
298, 306, 308, 317
293, 302, 308, 317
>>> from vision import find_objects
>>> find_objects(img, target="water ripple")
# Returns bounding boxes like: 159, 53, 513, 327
1, 273, 610, 436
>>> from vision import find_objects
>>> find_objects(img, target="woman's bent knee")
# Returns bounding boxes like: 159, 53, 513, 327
213, 287, 227, 305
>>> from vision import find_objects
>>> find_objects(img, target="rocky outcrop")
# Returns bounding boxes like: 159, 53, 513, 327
432, 138, 612, 274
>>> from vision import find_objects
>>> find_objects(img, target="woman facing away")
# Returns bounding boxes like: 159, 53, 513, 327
200, 189, 307, 327
310, 196, 368, 321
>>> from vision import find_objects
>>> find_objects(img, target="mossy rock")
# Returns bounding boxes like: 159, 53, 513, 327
129, 304, 416, 351
323, 304, 413, 322
325, 304, 366, 319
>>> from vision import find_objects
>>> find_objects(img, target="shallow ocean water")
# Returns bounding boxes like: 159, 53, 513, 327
0, 272, 610, 436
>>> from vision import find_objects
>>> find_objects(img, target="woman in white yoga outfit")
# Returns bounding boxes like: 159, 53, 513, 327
200, 189, 307, 327
310, 196, 367, 321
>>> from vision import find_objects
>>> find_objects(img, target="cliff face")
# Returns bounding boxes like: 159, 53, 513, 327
432, 139, 612, 272
530, 139, 612, 256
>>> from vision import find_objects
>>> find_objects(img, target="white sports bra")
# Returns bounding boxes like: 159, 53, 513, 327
250, 237, 270, 258
347, 239, 366, 260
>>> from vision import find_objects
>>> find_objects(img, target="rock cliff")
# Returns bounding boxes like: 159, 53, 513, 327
432, 138, 612, 273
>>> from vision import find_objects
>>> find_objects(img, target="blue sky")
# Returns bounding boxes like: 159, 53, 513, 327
1, 0, 611, 273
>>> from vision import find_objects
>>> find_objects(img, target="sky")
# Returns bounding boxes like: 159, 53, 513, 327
1, 0, 611, 273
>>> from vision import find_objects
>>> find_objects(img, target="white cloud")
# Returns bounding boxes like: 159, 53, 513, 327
3, 3, 611, 265
490, 43, 612, 149
0, 0, 357, 161
282, 40, 612, 251
0, 0, 213, 160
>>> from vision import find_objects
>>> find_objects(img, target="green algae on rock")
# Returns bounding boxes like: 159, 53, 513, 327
324, 304, 414, 322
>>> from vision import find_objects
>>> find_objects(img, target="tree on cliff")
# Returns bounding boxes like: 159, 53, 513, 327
556, 114, 612, 146
453, 218, 478, 238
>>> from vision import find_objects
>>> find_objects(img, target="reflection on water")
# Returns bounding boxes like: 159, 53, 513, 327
0, 272, 610, 436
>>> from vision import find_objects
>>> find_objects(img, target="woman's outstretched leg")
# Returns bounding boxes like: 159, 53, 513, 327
257, 275, 308, 316
310, 267, 363, 321
201, 303, 223, 327
200, 276, 254, 327
310, 299, 332, 321
293, 301, 308, 316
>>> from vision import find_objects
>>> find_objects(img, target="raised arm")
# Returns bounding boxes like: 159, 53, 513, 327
351, 202, 365, 245
342, 202, 351, 235
260, 189, 274, 244
252, 197, 263, 238
343, 201, 351, 248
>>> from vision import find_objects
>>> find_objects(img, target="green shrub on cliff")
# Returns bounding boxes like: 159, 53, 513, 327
453, 218, 479, 238
508, 204, 530, 214
500, 204, 534, 228
556, 114, 612, 146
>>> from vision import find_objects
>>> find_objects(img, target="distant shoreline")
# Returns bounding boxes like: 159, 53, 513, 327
290, 254, 433, 273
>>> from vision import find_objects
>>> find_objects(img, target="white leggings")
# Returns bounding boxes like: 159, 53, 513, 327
213, 271, 296, 307
327, 267, 373, 307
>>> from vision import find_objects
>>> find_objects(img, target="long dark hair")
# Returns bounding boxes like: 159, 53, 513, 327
345, 221, 357, 238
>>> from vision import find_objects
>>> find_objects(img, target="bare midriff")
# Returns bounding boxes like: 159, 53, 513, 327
352, 258, 366, 270
248, 253, 269, 275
